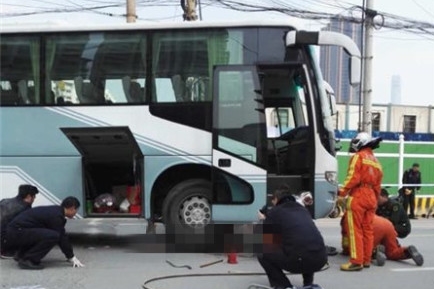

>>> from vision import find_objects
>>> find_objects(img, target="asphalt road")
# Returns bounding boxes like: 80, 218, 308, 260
0, 218, 433, 289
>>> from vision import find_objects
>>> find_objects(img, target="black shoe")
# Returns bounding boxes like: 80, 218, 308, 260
303, 285, 323, 289
0, 251, 15, 259
409, 215, 418, 219
375, 245, 386, 266
407, 245, 424, 266
13, 251, 24, 262
18, 259, 44, 270
326, 245, 338, 256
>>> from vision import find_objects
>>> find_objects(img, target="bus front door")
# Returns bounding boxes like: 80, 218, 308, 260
211, 65, 267, 223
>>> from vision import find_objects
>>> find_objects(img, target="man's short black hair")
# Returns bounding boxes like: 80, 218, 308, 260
61, 196, 80, 209
18, 184, 39, 199
380, 188, 389, 198
412, 163, 420, 168
272, 189, 286, 201
272, 184, 293, 201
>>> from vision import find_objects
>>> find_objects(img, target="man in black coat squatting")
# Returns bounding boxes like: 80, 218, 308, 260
257, 188, 327, 289
6, 196, 84, 270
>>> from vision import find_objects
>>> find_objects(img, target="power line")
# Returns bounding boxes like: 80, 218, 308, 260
2, 0, 434, 37
0, 2, 126, 17
411, 0, 434, 20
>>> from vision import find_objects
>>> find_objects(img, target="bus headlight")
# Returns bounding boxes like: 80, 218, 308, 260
325, 171, 337, 186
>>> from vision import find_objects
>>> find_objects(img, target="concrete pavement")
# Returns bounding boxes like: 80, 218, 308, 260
1, 218, 433, 289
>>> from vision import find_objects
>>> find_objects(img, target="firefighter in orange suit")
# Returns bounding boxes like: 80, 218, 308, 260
341, 214, 424, 267
338, 132, 383, 271
373, 215, 423, 266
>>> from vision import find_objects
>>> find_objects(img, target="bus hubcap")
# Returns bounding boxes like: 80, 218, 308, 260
180, 196, 211, 228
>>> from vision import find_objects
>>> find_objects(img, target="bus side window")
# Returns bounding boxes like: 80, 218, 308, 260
17, 80, 31, 104
28, 86, 36, 104
122, 76, 144, 103
171, 74, 186, 102
0, 82, 22, 105
74, 77, 85, 103
74, 77, 105, 104
129, 82, 143, 103
0, 87, 20, 105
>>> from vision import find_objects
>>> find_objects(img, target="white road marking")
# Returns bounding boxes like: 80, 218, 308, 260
391, 267, 434, 272
11, 285, 45, 289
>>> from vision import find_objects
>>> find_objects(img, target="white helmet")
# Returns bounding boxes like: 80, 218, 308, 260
350, 132, 372, 152
294, 191, 314, 207
300, 191, 313, 206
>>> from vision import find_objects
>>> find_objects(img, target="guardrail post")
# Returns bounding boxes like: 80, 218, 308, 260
398, 134, 405, 189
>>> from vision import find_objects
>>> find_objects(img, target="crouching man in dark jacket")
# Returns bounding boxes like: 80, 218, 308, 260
6, 196, 84, 270
0, 184, 39, 258
258, 188, 327, 289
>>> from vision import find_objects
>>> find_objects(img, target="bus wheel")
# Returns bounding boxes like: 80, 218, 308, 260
163, 179, 212, 231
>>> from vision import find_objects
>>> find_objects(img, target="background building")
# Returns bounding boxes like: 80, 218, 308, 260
334, 102, 434, 134
320, 18, 362, 104
390, 75, 402, 104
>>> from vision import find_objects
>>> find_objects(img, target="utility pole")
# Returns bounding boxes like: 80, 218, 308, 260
126, 0, 136, 23
182, 0, 198, 21
362, 0, 376, 134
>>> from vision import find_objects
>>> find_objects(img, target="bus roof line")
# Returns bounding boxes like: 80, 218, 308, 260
0, 19, 304, 33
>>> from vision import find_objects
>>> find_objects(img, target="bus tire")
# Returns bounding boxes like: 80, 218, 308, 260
162, 179, 212, 232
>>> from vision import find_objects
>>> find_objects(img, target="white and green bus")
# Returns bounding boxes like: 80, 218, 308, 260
0, 20, 360, 231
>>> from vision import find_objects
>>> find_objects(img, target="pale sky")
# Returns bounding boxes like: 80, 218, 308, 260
1, 0, 433, 107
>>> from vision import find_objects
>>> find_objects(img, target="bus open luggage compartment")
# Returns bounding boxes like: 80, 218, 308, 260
61, 126, 144, 217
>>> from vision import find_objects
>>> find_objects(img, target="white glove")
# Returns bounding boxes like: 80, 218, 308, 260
119, 198, 130, 212
68, 256, 85, 268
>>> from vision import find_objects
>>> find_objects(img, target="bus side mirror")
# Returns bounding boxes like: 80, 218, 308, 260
335, 138, 342, 151
349, 56, 361, 86
323, 81, 337, 116
329, 93, 337, 116
286, 31, 362, 86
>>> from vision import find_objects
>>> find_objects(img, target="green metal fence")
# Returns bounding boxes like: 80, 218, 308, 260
337, 140, 434, 195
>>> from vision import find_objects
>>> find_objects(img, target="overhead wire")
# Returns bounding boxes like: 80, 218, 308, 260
1, 0, 434, 37
63, 0, 126, 18
0, 2, 126, 17
411, 0, 434, 20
